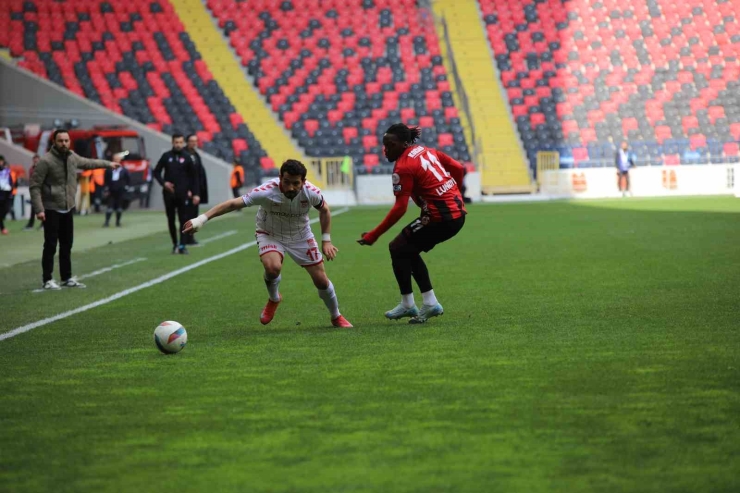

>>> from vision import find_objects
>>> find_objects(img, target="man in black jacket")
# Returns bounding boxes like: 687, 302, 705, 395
185, 134, 208, 246
153, 134, 200, 254
103, 165, 130, 227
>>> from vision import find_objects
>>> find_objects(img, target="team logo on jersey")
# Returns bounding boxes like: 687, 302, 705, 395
392, 173, 400, 184
179, 157, 185, 163
301, 199, 309, 207
393, 185, 402, 192
421, 215, 430, 225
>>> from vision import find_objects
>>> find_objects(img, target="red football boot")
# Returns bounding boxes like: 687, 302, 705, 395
260, 295, 282, 325
331, 315, 353, 328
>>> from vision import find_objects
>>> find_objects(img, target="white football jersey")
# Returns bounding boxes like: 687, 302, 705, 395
241, 178, 324, 242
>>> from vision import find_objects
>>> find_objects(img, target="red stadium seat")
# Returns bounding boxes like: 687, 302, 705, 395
477, 0, 740, 163
196, 0, 470, 165
0, 0, 264, 165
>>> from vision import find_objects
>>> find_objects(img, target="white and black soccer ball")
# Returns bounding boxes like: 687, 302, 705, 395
153, 321, 187, 354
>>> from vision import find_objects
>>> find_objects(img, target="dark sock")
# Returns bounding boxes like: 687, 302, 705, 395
410, 254, 433, 293
104, 211, 112, 225
115, 212, 121, 225
391, 255, 414, 295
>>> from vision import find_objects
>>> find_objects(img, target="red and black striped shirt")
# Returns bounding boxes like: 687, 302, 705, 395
392, 145, 466, 222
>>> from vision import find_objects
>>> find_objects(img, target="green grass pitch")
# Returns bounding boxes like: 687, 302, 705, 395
1, 197, 739, 492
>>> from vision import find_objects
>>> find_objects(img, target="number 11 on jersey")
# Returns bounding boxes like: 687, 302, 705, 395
420, 152, 450, 182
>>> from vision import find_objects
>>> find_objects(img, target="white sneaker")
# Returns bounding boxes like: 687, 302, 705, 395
385, 303, 420, 320
409, 303, 444, 324
61, 278, 86, 288
43, 280, 61, 290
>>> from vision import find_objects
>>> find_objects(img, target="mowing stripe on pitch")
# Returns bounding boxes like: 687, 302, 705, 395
31, 257, 149, 293
1, 208, 349, 342
198, 230, 238, 245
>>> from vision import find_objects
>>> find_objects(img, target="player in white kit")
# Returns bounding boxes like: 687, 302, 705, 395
183, 160, 353, 328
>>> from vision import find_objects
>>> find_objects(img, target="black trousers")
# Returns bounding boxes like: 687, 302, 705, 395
0, 196, 10, 230
232, 187, 241, 198
389, 215, 466, 295
107, 191, 125, 212
164, 193, 189, 247
42, 209, 74, 283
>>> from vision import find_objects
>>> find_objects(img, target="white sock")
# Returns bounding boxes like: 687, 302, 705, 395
421, 289, 438, 306
401, 293, 415, 308
264, 274, 281, 302
318, 280, 341, 319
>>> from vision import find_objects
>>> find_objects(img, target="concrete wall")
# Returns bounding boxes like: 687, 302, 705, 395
540, 164, 736, 198
0, 59, 232, 210
0, 137, 36, 168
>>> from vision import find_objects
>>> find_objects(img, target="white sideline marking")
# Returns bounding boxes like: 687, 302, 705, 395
78, 258, 148, 280
31, 257, 149, 293
1, 208, 349, 342
199, 230, 238, 245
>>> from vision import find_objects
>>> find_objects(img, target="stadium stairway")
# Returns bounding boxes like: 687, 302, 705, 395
433, 0, 532, 194
168, 0, 324, 187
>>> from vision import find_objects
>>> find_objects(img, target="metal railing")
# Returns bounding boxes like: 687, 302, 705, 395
309, 157, 354, 190
536, 151, 560, 190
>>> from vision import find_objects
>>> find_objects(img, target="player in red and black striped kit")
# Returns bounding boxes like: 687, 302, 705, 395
358, 123, 466, 323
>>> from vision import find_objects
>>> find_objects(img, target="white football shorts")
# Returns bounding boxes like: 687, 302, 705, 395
255, 233, 323, 267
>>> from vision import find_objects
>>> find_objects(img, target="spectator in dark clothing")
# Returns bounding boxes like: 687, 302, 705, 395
615, 141, 636, 197
153, 134, 200, 255
103, 166, 131, 227
0, 155, 15, 235
24, 154, 41, 231
185, 134, 208, 246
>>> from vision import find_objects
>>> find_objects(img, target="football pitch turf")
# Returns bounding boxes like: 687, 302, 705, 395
1, 197, 739, 492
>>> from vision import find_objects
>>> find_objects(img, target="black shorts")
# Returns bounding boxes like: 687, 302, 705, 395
400, 214, 465, 253
617, 170, 629, 176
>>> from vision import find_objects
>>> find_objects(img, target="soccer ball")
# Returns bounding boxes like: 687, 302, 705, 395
153, 321, 187, 354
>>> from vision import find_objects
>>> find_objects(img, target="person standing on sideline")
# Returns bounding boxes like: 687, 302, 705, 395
615, 141, 635, 197
185, 134, 208, 246
24, 154, 41, 231
29, 129, 122, 290
103, 164, 130, 227
231, 159, 245, 198
0, 156, 15, 235
153, 134, 200, 255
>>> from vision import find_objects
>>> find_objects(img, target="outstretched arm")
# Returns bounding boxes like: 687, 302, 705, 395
357, 195, 409, 246
182, 197, 245, 234
76, 154, 122, 170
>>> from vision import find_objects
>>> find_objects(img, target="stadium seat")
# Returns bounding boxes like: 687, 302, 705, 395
479, 0, 740, 167
207, 0, 471, 171
0, 0, 266, 169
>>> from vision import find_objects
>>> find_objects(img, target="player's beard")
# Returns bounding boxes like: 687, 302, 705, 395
284, 190, 298, 199
54, 144, 70, 156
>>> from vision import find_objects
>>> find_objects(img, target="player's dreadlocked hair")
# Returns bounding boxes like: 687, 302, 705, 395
385, 123, 422, 145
